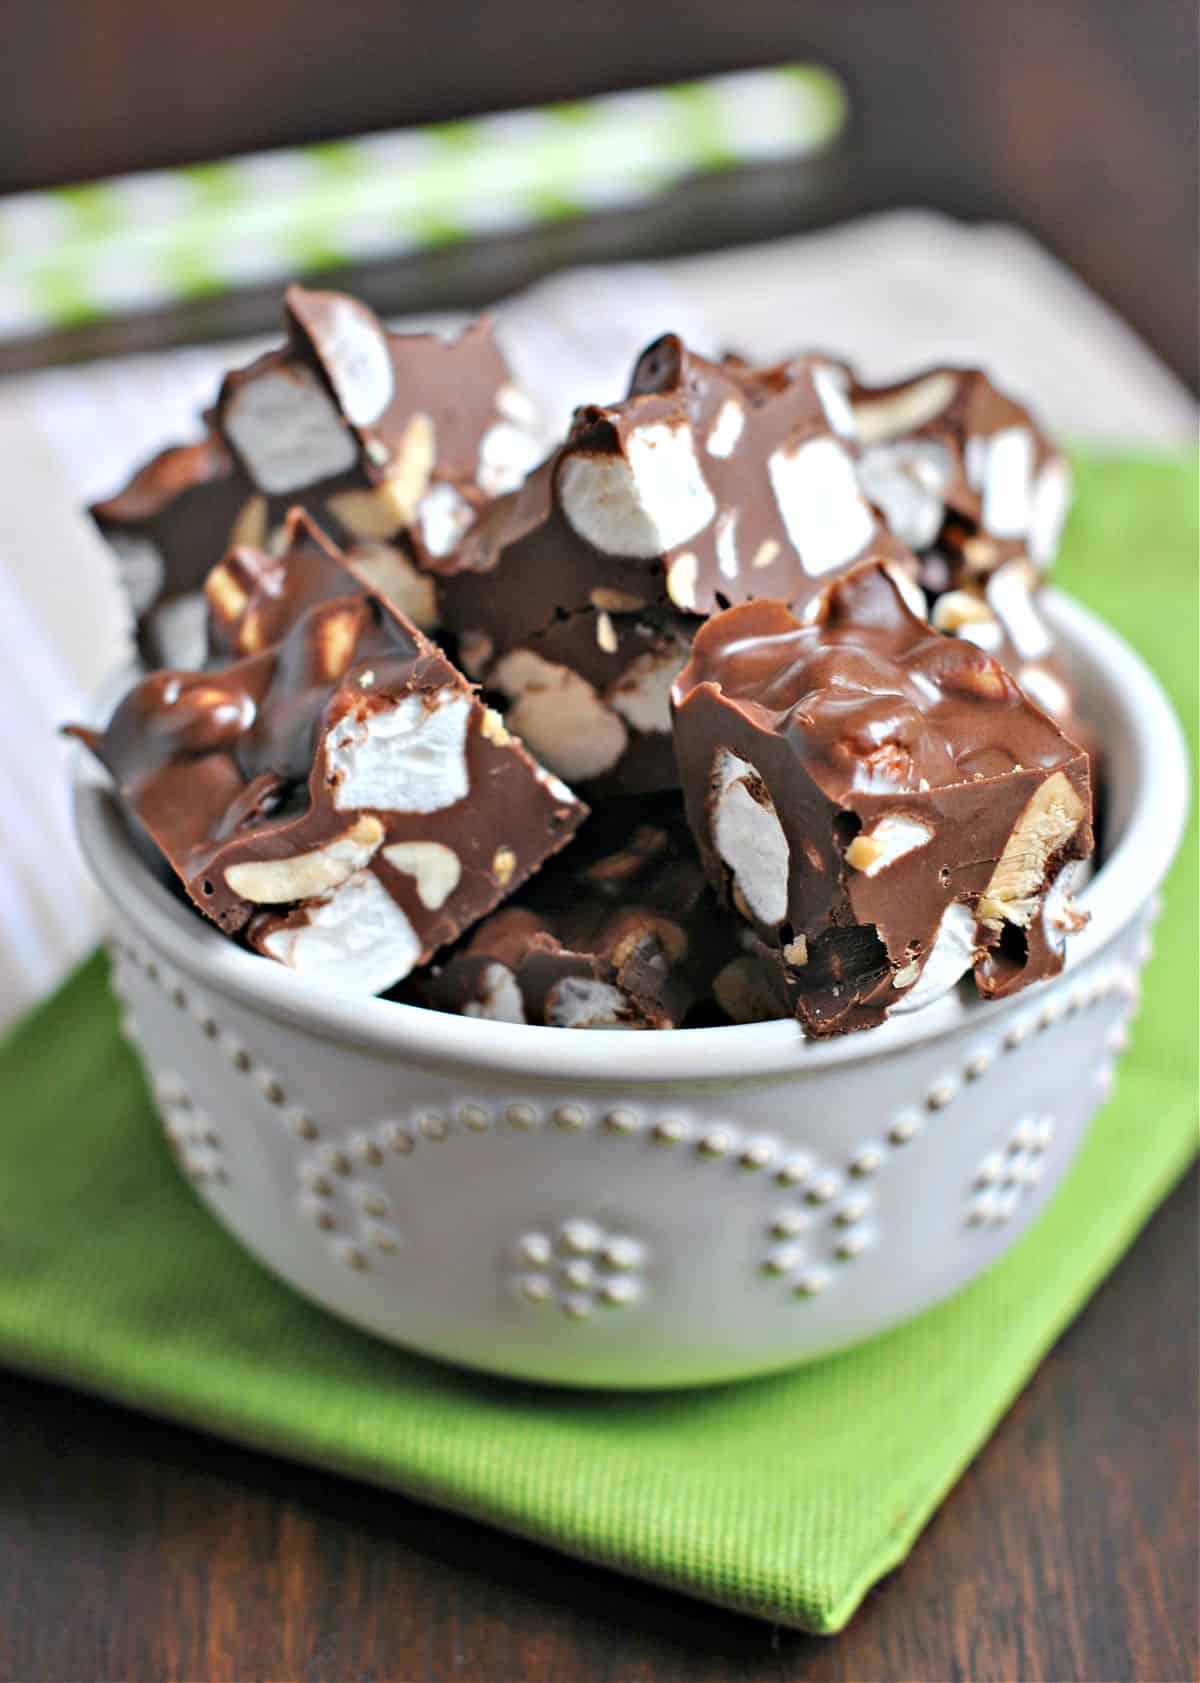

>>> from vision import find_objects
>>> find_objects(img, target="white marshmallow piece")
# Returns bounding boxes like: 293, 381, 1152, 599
463, 961, 527, 1023
986, 561, 1053, 660
307, 296, 395, 426
546, 976, 637, 1029
964, 433, 989, 492
607, 637, 690, 735
1028, 457, 1072, 566
711, 751, 790, 928
262, 869, 422, 996
715, 509, 740, 580
558, 423, 716, 559
326, 689, 472, 814
223, 364, 358, 494
768, 436, 877, 576
1041, 858, 1088, 954
417, 483, 475, 558
812, 365, 857, 439
980, 427, 1034, 538
476, 420, 542, 497
889, 901, 978, 1014
849, 815, 934, 876
851, 372, 958, 445
706, 398, 746, 459
857, 439, 955, 551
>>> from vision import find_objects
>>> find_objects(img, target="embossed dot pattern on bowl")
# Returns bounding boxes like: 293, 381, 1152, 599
97, 895, 1159, 1383
513, 1219, 647, 1319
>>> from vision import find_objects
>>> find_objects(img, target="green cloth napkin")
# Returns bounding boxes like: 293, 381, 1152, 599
0, 453, 1195, 1633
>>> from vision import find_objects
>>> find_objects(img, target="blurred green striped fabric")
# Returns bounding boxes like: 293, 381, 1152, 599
0, 66, 846, 337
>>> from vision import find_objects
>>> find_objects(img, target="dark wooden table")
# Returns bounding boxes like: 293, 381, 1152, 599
2, 3, 1196, 1677
2, 1172, 1194, 1681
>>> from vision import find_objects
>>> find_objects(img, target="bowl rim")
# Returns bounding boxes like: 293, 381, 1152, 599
71, 589, 1189, 1084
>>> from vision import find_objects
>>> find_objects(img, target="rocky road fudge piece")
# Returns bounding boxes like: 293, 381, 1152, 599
435, 334, 917, 794
419, 907, 669, 1029
842, 364, 1072, 585
205, 507, 437, 657
91, 429, 247, 668
207, 498, 679, 796
594, 333, 916, 615
90, 285, 538, 664
419, 806, 743, 1027
839, 365, 1085, 736
441, 334, 916, 637
435, 453, 696, 795
484, 613, 693, 798
671, 563, 1093, 1037
215, 285, 540, 568
70, 589, 585, 997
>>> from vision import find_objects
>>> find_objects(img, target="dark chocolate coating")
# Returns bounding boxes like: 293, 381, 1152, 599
671, 562, 1093, 1035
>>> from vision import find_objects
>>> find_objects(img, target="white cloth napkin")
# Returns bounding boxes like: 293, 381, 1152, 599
0, 210, 1193, 1028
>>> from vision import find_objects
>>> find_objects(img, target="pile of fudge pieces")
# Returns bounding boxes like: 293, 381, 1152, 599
73, 285, 1095, 1037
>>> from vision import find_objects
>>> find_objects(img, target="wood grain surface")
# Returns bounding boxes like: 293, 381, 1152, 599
0, 1169, 1194, 1682
1, 4, 1196, 1677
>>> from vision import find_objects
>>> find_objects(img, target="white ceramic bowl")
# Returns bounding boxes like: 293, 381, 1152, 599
72, 591, 1187, 1388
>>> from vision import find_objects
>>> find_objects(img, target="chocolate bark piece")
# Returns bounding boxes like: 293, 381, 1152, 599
841, 366, 1088, 747
419, 908, 660, 1029
214, 285, 540, 569
91, 286, 538, 665
613, 334, 914, 615
434, 449, 667, 661
843, 364, 1072, 583
205, 507, 437, 657
436, 454, 694, 794
671, 563, 1093, 1037
92, 431, 442, 670
435, 334, 917, 795
90, 429, 249, 668
419, 804, 744, 1028
70, 588, 586, 999
440, 336, 910, 634
205, 503, 681, 797
486, 612, 691, 797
